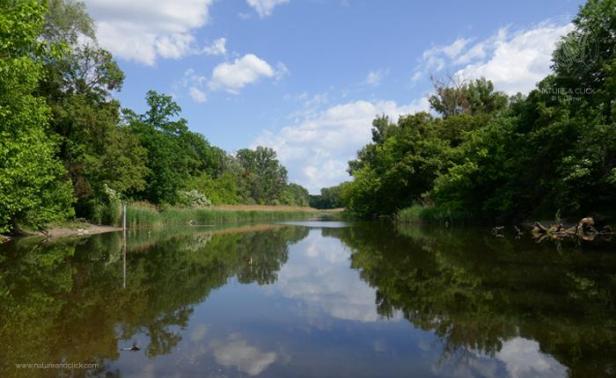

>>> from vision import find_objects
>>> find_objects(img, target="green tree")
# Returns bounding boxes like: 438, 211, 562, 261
0, 0, 74, 232
309, 183, 349, 209
39, 0, 147, 219
345, 113, 452, 217
125, 91, 223, 204
280, 183, 310, 206
236, 146, 289, 204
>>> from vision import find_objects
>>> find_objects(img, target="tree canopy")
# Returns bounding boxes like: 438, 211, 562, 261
342, 0, 616, 222
0, 0, 310, 233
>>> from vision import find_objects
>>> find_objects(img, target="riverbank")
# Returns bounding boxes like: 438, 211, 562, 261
0, 205, 343, 243
26, 222, 122, 239
125, 203, 340, 228
0, 222, 122, 243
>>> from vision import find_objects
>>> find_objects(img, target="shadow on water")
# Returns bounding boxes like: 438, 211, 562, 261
0, 222, 615, 377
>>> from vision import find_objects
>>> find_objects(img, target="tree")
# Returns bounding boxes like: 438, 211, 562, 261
345, 112, 452, 217
281, 183, 310, 206
429, 77, 508, 118
236, 147, 289, 204
38, 0, 147, 219
344, 0, 616, 222
0, 0, 74, 232
309, 183, 349, 209
125, 91, 223, 204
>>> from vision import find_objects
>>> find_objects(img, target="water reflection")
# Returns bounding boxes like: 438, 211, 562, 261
0, 222, 615, 377
274, 230, 386, 322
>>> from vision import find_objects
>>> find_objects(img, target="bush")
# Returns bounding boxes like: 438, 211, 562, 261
177, 189, 211, 208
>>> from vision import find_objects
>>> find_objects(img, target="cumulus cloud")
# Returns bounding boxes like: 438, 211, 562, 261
496, 337, 567, 378
432, 336, 567, 377
414, 23, 572, 94
364, 69, 388, 86
203, 37, 227, 56
176, 69, 208, 103
275, 230, 393, 322
211, 334, 277, 376
210, 54, 278, 93
422, 38, 471, 72
83, 0, 214, 65
189, 87, 207, 103
254, 97, 430, 192
246, 0, 289, 18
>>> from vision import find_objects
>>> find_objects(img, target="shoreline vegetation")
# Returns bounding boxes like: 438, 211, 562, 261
0, 204, 342, 242
316, 0, 615, 226
1, 0, 614, 237
124, 203, 337, 229
0, 1, 317, 236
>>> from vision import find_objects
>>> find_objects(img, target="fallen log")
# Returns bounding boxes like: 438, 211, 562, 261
529, 217, 614, 244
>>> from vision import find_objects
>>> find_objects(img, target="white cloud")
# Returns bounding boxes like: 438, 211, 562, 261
211, 334, 277, 376
190, 324, 208, 342
496, 337, 567, 378
210, 54, 278, 93
422, 38, 471, 71
364, 69, 388, 86
275, 231, 396, 322
203, 37, 227, 56
414, 22, 572, 94
83, 0, 214, 65
176, 69, 208, 103
189, 87, 207, 103
254, 97, 430, 192
455, 24, 572, 94
246, 0, 289, 18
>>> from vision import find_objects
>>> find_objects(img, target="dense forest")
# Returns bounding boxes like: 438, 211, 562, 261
332, 0, 615, 222
0, 0, 310, 233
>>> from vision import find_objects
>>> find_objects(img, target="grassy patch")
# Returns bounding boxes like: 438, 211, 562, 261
126, 202, 324, 228
395, 204, 472, 225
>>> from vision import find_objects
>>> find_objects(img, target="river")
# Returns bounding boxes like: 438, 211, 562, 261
1, 221, 615, 377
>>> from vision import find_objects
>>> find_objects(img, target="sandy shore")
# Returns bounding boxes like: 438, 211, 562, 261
34, 224, 122, 239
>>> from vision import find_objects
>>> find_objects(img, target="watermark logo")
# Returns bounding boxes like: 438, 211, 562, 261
15, 362, 99, 370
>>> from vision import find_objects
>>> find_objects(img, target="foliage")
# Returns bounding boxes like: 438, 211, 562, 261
344, 0, 616, 221
125, 202, 316, 229
0, 0, 313, 232
177, 190, 212, 208
186, 173, 242, 205
38, 0, 148, 221
0, 0, 74, 233
309, 182, 349, 209
236, 146, 289, 204
123, 91, 224, 205
280, 183, 310, 207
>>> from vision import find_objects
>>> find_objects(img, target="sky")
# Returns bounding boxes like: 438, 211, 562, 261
81, 0, 585, 193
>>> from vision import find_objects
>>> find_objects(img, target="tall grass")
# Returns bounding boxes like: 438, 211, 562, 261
396, 204, 471, 225
126, 202, 319, 228
395, 205, 425, 223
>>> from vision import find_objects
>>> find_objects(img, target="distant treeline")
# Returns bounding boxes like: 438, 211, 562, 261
308, 184, 349, 209
0, 0, 309, 233
332, 0, 615, 222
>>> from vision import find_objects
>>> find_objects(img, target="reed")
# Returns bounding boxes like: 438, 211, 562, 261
125, 202, 319, 228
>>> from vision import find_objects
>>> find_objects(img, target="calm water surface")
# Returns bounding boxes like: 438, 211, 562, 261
1, 222, 615, 377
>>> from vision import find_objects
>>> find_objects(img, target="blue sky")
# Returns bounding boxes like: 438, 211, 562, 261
82, 0, 585, 193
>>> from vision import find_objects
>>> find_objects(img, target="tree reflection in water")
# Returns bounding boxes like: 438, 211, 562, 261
0, 225, 308, 377
328, 223, 616, 377
1, 223, 615, 377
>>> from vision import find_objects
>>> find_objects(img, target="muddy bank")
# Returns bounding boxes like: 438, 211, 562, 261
12, 224, 123, 241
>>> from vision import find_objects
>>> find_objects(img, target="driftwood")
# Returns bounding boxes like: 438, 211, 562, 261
529, 217, 614, 243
